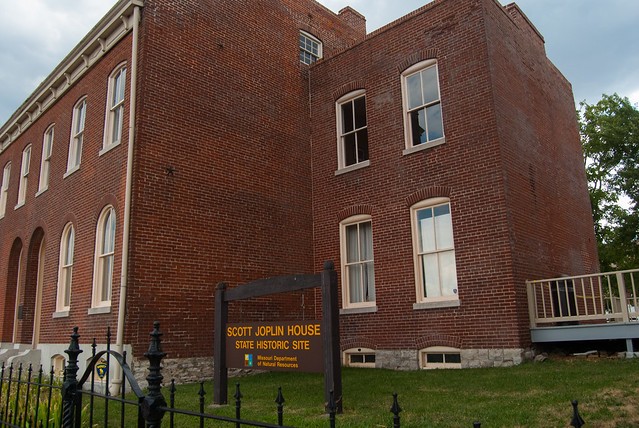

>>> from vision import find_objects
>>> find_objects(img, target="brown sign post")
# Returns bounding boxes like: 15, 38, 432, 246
213, 261, 342, 412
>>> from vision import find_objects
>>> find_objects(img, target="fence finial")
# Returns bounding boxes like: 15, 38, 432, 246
62, 327, 83, 427
570, 400, 585, 428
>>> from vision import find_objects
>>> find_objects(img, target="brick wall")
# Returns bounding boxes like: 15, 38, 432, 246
309, 0, 597, 353
0, 35, 134, 344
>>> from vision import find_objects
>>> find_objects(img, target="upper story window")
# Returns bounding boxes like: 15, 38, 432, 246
56, 223, 75, 313
340, 215, 375, 309
16, 145, 31, 208
103, 65, 126, 151
410, 198, 458, 306
38, 125, 54, 193
336, 90, 369, 172
0, 162, 10, 218
299, 31, 322, 65
91, 206, 116, 310
66, 98, 86, 174
401, 60, 444, 153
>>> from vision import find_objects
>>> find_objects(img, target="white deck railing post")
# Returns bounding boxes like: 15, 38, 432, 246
617, 272, 629, 323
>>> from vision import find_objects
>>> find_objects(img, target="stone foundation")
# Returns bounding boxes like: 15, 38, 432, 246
375, 348, 533, 370
132, 356, 214, 388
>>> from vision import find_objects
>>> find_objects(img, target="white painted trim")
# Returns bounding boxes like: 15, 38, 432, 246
0, 0, 144, 149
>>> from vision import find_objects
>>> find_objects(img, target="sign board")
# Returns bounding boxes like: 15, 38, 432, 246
226, 321, 323, 372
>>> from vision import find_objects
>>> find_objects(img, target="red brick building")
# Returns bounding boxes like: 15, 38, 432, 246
0, 0, 596, 380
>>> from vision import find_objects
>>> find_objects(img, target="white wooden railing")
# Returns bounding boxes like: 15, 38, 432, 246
526, 269, 639, 328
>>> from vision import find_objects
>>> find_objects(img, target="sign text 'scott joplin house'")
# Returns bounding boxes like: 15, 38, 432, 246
226, 321, 323, 372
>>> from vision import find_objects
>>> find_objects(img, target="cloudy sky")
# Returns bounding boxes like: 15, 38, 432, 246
1, 0, 638, 125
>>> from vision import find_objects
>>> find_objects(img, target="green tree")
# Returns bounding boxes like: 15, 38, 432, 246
579, 93, 639, 270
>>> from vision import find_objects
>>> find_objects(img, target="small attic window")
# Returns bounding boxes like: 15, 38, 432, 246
299, 31, 322, 64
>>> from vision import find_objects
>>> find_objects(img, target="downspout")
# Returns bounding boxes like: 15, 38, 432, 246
113, 4, 140, 394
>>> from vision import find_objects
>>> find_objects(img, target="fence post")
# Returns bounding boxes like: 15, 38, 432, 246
570, 400, 585, 428
62, 327, 83, 428
141, 322, 167, 428
390, 393, 402, 428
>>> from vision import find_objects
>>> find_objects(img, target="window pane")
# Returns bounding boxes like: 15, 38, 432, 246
65, 228, 75, 264
348, 264, 363, 303
421, 253, 441, 297
342, 101, 354, 133
434, 204, 453, 249
445, 353, 461, 364
343, 133, 357, 166
101, 255, 113, 301
426, 353, 444, 363
410, 109, 427, 146
350, 354, 364, 363
417, 208, 436, 253
364, 354, 375, 363
426, 104, 444, 141
421, 66, 439, 105
406, 73, 422, 110
112, 106, 123, 143
439, 250, 458, 296
64, 269, 72, 307
364, 261, 375, 301
356, 129, 369, 162
345, 224, 359, 263
103, 210, 116, 254
359, 222, 372, 260
354, 96, 366, 129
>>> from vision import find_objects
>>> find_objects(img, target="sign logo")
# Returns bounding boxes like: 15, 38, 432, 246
244, 354, 254, 367
96, 359, 108, 379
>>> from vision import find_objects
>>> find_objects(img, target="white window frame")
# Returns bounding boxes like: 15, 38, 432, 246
16, 145, 31, 208
401, 60, 445, 155
336, 90, 370, 174
339, 214, 376, 310
90, 206, 116, 311
66, 98, 87, 175
102, 65, 126, 153
38, 125, 54, 194
299, 31, 322, 65
55, 223, 75, 315
410, 198, 459, 309
0, 162, 10, 218
419, 346, 462, 369
343, 348, 376, 368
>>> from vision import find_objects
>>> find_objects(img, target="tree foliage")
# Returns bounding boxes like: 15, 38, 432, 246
579, 93, 639, 270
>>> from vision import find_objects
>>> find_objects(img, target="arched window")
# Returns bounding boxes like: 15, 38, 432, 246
410, 198, 458, 307
51, 354, 66, 378
66, 97, 87, 174
0, 162, 10, 218
103, 64, 127, 151
56, 223, 75, 314
401, 59, 445, 154
92, 206, 116, 310
38, 124, 54, 194
16, 145, 32, 207
339, 214, 375, 310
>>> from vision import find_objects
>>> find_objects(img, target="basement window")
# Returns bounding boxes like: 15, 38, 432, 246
420, 346, 461, 369
343, 347, 376, 368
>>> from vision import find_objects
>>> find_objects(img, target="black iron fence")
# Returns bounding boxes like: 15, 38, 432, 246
0, 323, 587, 427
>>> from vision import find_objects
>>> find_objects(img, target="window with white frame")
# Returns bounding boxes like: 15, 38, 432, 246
56, 223, 75, 313
337, 90, 369, 170
92, 206, 116, 309
340, 215, 375, 308
299, 31, 322, 65
38, 125, 54, 193
343, 348, 376, 368
0, 162, 10, 218
411, 198, 458, 304
67, 98, 86, 173
16, 145, 31, 207
103, 65, 126, 150
419, 346, 461, 369
402, 60, 444, 151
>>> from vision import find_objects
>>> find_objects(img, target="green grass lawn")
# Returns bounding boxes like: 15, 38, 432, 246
157, 357, 638, 427
74, 357, 638, 427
